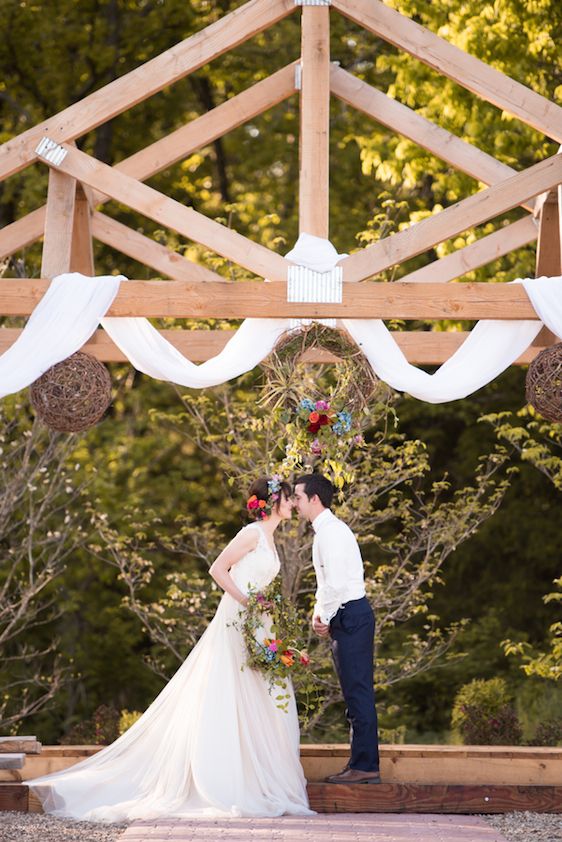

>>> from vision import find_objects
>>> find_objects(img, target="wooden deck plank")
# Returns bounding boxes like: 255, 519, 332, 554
0, 784, 28, 812
0, 738, 41, 755
307, 782, 562, 814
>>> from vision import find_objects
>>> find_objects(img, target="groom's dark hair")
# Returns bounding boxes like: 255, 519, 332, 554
294, 473, 334, 508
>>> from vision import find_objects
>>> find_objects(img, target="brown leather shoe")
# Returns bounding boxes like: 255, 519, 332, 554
325, 768, 381, 784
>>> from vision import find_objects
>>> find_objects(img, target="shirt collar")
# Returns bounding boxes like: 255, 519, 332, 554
312, 508, 333, 533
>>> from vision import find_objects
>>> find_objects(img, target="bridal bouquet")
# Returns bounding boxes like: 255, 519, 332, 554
240, 583, 311, 712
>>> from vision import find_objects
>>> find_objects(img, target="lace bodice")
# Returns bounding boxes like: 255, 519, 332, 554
229, 523, 280, 595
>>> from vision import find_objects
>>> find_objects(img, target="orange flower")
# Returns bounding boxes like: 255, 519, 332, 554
280, 653, 295, 667
258, 499, 267, 508
308, 411, 320, 423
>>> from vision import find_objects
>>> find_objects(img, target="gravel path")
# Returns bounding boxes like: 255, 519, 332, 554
483, 812, 562, 842
0, 812, 127, 842
0, 811, 559, 841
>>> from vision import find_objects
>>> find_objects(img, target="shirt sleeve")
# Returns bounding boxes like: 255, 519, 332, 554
315, 523, 355, 624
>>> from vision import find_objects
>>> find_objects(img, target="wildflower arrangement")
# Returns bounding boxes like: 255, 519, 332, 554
238, 583, 313, 713
296, 397, 358, 456
246, 475, 283, 520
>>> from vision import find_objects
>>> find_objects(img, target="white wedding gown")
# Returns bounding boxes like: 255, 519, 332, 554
29, 523, 313, 821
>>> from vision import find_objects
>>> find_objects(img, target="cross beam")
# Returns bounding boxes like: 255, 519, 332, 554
0, 279, 541, 319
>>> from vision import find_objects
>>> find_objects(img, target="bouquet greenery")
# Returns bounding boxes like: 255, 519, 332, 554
240, 583, 313, 714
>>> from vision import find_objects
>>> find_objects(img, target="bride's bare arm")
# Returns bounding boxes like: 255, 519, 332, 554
209, 529, 258, 607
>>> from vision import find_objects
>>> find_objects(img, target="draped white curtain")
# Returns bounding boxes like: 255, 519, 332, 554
2, 233, 561, 404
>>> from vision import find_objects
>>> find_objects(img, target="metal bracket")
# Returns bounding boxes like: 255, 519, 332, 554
294, 62, 302, 91
295, 0, 331, 5
287, 265, 342, 304
35, 137, 68, 166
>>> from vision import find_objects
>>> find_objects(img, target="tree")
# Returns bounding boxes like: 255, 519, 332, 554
483, 410, 562, 682
87, 363, 515, 736
0, 397, 86, 730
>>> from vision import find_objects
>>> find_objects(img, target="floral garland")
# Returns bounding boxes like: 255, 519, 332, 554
246, 475, 283, 520
238, 583, 313, 715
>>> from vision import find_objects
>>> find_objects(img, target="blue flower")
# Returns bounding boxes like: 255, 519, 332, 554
299, 398, 315, 412
336, 411, 352, 433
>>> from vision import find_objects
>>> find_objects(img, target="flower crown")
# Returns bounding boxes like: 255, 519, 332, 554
246, 475, 283, 521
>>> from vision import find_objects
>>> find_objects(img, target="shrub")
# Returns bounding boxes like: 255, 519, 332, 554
452, 678, 522, 745
119, 709, 143, 735
61, 705, 120, 745
528, 718, 562, 747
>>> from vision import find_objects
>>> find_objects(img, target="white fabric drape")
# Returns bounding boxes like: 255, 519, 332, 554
102, 316, 288, 389
1, 235, 562, 405
0, 274, 122, 399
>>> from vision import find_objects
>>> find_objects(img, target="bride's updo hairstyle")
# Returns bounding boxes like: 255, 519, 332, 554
246, 475, 291, 521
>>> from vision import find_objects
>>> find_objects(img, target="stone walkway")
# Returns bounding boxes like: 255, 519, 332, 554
120, 814, 508, 841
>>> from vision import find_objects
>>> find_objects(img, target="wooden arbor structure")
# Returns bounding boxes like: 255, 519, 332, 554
1, 0, 562, 368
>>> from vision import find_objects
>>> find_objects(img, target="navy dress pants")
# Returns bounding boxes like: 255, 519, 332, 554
330, 596, 380, 772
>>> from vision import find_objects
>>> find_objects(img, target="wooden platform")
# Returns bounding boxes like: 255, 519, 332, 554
307, 782, 562, 814
3, 744, 561, 815
2, 781, 561, 815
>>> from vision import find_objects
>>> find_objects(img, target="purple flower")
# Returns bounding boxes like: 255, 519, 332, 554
310, 439, 323, 455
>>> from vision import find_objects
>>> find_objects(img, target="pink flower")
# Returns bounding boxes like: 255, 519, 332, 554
315, 400, 330, 411
300, 652, 310, 666
268, 642, 278, 653
310, 439, 323, 455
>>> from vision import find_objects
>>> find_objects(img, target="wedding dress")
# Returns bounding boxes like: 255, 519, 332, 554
28, 523, 313, 821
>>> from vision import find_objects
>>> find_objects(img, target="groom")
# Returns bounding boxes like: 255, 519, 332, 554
293, 473, 381, 784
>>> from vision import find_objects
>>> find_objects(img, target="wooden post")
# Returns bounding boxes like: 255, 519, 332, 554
299, 5, 330, 237
41, 169, 76, 278
533, 189, 562, 345
69, 184, 95, 275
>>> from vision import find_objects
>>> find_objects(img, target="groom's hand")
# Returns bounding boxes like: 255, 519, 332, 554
313, 615, 330, 637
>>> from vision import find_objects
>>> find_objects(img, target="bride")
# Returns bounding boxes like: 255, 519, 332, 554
29, 476, 313, 821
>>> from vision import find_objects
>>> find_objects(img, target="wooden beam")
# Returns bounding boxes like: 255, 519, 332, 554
536, 192, 562, 277
0, 64, 298, 262
91, 212, 227, 283
532, 189, 562, 344
299, 6, 330, 237
69, 184, 94, 275
330, 66, 534, 213
307, 782, 562, 814
0, 0, 295, 182
0, 207, 45, 260
0, 326, 549, 365
339, 153, 562, 282
332, 0, 562, 143
38, 142, 290, 281
0, 279, 543, 319
117, 63, 297, 187
400, 216, 537, 284
41, 169, 76, 278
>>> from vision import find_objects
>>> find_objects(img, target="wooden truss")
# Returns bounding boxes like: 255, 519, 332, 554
1, 0, 562, 365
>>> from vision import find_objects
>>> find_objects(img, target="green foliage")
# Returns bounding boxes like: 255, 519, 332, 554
452, 678, 522, 745
1, 0, 561, 742
502, 577, 562, 682
119, 709, 143, 736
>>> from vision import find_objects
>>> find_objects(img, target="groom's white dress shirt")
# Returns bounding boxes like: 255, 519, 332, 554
312, 508, 366, 625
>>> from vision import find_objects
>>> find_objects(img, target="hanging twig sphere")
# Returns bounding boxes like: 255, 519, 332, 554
30, 352, 112, 432
525, 344, 562, 423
